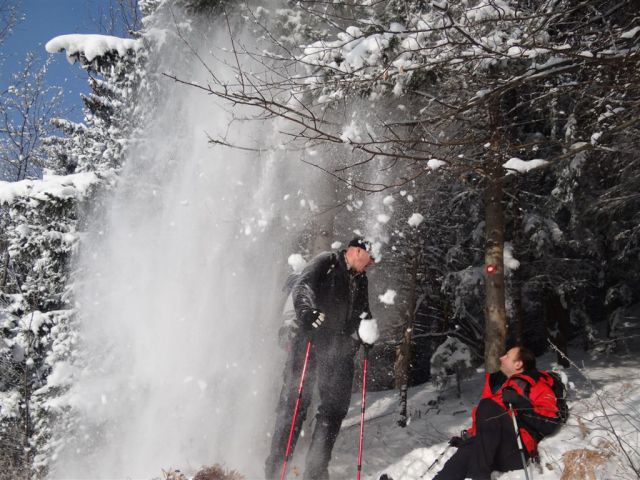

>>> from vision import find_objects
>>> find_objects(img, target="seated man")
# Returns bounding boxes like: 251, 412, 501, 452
433, 346, 560, 480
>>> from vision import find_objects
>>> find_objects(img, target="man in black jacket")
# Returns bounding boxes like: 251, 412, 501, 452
265, 237, 375, 480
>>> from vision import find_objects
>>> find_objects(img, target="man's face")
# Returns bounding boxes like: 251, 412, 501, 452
499, 347, 523, 377
349, 247, 374, 273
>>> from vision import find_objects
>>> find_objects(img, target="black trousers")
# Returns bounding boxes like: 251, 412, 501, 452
433, 399, 526, 480
265, 332, 358, 480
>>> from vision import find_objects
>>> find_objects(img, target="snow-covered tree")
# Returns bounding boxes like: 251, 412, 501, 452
0, 53, 64, 180
0, 172, 102, 477
44, 34, 145, 174
1, 11, 150, 475
188, 0, 640, 370
430, 335, 474, 399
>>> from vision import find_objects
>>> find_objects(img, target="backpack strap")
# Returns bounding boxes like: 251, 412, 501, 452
510, 373, 535, 398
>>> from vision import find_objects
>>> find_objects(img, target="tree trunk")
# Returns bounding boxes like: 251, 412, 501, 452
511, 190, 525, 344
484, 176, 507, 372
395, 247, 419, 427
544, 290, 570, 367
0, 241, 9, 289
309, 174, 338, 254
513, 273, 525, 344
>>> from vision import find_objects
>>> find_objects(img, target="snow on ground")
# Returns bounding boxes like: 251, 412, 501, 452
283, 349, 640, 480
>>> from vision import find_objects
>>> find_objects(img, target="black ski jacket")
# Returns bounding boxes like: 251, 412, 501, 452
292, 250, 372, 338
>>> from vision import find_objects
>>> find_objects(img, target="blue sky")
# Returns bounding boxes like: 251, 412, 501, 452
1, 1, 127, 122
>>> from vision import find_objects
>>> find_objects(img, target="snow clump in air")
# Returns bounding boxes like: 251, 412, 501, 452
370, 240, 383, 262
331, 241, 343, 249
408, 213, 424, 227
427, 159, 446, 170
503, 242, 520, 271
340, 120, 362, 143
377, 214, 390, 224
358, 318, 379, 345
502, 157, 549, 173
379, 289, 397, 305
288, 254, 307, 273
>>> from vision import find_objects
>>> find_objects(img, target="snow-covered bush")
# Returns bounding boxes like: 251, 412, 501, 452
430, 336, 475, 398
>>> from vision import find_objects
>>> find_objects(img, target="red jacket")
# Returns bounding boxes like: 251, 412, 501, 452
468, 371, 559, 454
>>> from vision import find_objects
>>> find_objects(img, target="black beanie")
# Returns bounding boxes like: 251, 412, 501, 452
348, 237, 372, 253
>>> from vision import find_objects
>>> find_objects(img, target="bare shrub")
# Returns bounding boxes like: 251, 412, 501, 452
193, 464, 245, 480
561, 447, 612, 480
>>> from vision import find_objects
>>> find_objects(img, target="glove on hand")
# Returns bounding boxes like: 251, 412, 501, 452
449, 430, 471, 448
502, 387, 531, 410
449, 436, 463, 448
305, 309, 325, 329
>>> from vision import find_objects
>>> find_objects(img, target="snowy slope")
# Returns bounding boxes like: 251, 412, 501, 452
157, 350, 640, 480
303, 351, 640, 480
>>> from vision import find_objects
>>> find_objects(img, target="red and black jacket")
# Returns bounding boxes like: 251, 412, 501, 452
468, 370, 560, 454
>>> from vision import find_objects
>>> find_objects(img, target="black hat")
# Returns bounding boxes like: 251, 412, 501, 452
348, 237, 372, 253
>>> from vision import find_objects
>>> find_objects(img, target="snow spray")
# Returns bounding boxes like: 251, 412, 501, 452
48, 6, 318, 479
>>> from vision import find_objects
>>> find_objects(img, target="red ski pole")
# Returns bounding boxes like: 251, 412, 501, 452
280, 340, 312, 480
357, 346, 370, 480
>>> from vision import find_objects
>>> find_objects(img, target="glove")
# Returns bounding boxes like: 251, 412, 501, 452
502, 387, 531, 410
449, 430, 471, 447
304, 309, 325, 329
449, 436, 463, 448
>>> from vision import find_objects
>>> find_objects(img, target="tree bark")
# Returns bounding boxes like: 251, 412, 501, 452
544, 290, 570, 367
395, 246, 419, 427
484, 176, 507, 372
0, 241, 9, 289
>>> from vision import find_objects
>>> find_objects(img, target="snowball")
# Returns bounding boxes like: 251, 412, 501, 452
407, 213, 424, 227
378, 289, 397, 305
288, 254, 307, 273
331, 241, 343, 249
359, 318, 379, 345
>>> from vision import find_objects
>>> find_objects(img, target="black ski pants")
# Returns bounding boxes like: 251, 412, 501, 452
433, 398, 526, 480
265, 332, 358, 480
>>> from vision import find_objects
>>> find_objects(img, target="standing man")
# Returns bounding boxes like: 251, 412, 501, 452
265, 237, 376, 480
433, 346, 561, 480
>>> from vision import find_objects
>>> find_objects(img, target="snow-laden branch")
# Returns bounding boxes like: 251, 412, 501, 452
45, 34, 142, 64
